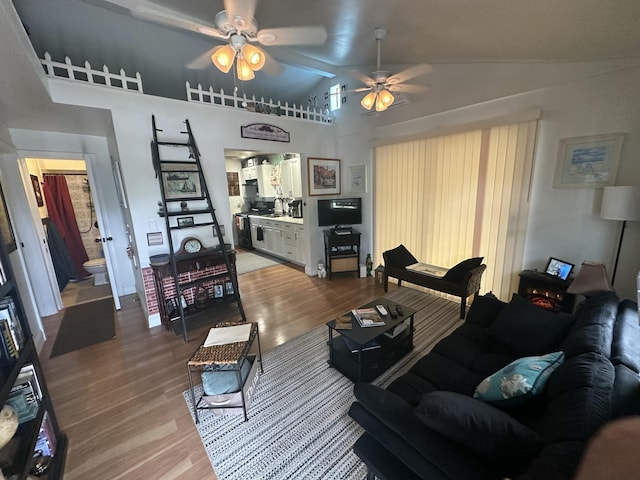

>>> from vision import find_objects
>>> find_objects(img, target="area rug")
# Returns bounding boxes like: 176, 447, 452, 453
50, 297, 116, 358
235, 251, 285, 275
183, 287, 463, 479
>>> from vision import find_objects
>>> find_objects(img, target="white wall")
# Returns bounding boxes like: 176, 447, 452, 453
42, 79, 338, 325
320, 62, 640, 301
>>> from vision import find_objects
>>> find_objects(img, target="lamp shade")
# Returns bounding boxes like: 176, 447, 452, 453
241, 44, 266, 71
600, 186, 640, 221
211, 45, 235, 74
361, 91, 377, 110
236, 57, 255, 81
567, 262, 612, 296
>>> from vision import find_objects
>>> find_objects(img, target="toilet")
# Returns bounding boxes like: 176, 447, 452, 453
83, 258, 109, 286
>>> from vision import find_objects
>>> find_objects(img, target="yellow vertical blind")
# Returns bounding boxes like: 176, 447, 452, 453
374, 119, 537, 300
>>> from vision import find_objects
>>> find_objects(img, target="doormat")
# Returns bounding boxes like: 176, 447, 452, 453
235, 251, 285, 275
50, 297, 115, 358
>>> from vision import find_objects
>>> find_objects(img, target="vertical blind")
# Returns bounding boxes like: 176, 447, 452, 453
374, 119, 537, 300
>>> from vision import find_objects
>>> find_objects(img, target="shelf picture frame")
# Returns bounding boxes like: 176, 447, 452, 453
553, 133, 625, 189
161, 162, 202, 199
30, 174, 44, 207
308, 157, 341, 196
347, 165, 367, 194
177, 216, 195, 228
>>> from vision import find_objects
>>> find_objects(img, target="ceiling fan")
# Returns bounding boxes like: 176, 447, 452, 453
103, 0, 327, 81
350, 28, 432, 112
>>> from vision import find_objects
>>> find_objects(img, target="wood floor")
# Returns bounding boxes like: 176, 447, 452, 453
39, 262, 392, 480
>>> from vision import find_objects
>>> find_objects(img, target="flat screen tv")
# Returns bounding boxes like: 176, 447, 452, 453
318, 198, 362, 227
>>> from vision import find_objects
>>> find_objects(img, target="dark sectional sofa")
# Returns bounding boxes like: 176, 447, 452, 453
349, 291, 640, 479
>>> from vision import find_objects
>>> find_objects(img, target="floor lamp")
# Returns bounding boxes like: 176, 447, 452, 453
600, 186, 640, 286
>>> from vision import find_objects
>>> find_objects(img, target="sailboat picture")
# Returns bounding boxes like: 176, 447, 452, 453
161, 163, 202, 199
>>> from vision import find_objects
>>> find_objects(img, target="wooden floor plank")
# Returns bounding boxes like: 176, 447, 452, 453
40, 262, 391, 479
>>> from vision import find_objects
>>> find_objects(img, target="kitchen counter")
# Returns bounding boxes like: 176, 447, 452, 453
248, 214, 304, 225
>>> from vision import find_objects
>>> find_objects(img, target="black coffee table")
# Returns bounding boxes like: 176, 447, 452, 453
326, 298, 416, 382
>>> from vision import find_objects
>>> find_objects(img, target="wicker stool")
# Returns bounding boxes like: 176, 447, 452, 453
187, 322, 263, 423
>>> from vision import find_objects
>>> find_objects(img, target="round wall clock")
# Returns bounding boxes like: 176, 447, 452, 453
179, 237, 203, 254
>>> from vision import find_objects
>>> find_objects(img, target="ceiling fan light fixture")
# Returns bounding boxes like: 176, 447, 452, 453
211, 45, 235, 73
378, 88, 395, 107
236, 56, 255, 81
241, 44, 266, 71
361, 91, 377, 110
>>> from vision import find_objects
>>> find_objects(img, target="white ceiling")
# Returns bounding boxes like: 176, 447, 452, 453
3, 0, 640, 135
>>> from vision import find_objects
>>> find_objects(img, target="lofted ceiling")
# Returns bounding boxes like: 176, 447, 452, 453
13, 0, 640, 102
10, 0, 640, 110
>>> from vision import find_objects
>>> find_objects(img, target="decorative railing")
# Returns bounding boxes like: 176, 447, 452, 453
185, 82, 331, 123
38, 53, 332, 124
41, 52, 143, 93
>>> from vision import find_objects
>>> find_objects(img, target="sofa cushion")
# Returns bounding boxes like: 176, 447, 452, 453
465, 293, 507, 328
415, 391, 543, 468
442, 257, 484, 283
489, 294, 574, 356
473, 351, 565, 406
383, 244, 418, 268
202, 357, 252, 395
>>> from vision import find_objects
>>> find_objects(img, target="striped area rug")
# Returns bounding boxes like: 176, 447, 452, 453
183, 287, 463, 479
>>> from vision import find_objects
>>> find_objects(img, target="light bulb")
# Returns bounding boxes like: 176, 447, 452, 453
236, 57, 255, 81
360, 91, 377, 110
241, 44, 266, 71
211, 45, 235, 73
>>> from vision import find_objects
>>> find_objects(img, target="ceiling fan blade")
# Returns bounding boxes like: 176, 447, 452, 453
387, 83, 429, 94
347, 69, 376, 87
344, 86, 373, 93
386, 64, 433, 85
104, 0, 225, 39
261, 50, 285, 76
223, 0, 258, 27
186, 47, 218, 70
256, 26, 327, 46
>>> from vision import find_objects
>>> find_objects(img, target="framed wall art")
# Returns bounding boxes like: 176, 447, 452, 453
553, 133, 625, 189
30, 174, 44, 207
347, 165, 367, 194
161, 162, 202, 199
308, 157, 341, 196
177, 216, 194, 228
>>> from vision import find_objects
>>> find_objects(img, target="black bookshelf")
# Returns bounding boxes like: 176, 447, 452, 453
0, 183, 66, 479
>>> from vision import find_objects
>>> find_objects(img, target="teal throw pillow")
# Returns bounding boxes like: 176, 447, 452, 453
473, 351, 564, 406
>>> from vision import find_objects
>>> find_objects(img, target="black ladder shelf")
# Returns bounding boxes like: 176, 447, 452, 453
151, 115, 247, 342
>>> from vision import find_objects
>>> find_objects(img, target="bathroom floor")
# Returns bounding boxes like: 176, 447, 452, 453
60, 277, 113, 308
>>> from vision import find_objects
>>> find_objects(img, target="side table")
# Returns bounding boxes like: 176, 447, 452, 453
187, 322, 263, 423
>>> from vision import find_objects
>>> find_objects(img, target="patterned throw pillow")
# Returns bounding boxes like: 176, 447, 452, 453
473, 351, 565, 406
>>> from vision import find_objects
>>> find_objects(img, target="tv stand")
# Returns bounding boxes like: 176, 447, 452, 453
324, 228, 361, 279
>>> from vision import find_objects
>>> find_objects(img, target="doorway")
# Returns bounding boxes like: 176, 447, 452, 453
22, 157, 120, 311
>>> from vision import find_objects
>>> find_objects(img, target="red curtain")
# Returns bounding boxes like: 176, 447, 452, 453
42, 175, 90, 279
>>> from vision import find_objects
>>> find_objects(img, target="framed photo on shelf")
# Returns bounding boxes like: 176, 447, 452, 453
553, 133, 625, 189
161, 162, 202, 199
347, 165, 367, 194
307, 157, 341, 196
213, 284, 224, 298
177, 216, 194, 228
225, 281, 234, 296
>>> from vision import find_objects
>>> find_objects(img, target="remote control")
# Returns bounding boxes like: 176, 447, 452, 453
389, 305, 398, 318
375, 304, 388, 316
395, 305, 404, 316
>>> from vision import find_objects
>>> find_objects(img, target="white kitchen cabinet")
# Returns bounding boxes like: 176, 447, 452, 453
256, 164, 277, 198
249, 216, 306, 267
281, 157, 302, 198
242, 166, 257, 181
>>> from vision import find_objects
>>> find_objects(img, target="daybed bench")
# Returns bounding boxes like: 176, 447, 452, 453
383, 244, 486, 318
